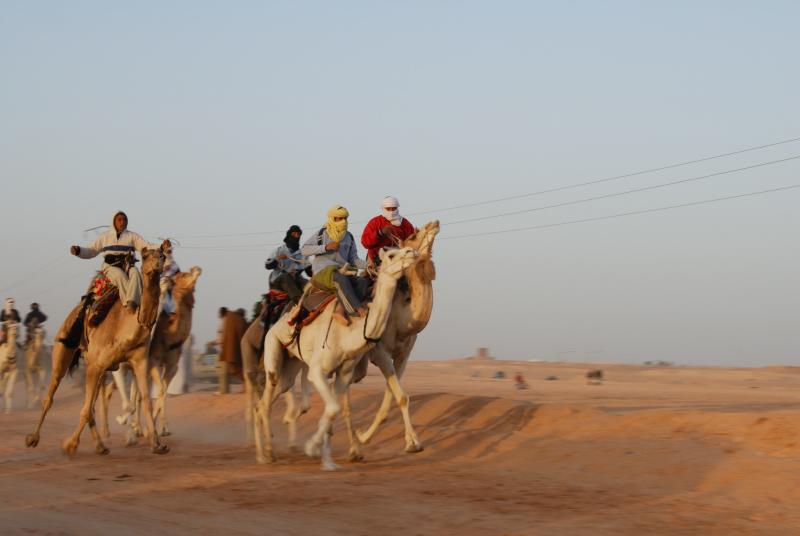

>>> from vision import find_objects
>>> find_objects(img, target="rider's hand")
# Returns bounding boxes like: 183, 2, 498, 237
161, 239, 171, 251
70, 246, 80, 256
278, 253, 288, 260
325, 242, 340, 251
380, 226, 393, 236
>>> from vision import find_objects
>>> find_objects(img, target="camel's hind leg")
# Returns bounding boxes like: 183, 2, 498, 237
26, 342, 75, 448
25, 366, 36, 409
342, 387, 363, 462
61, 362, 108, 456
130, 353, 168, 454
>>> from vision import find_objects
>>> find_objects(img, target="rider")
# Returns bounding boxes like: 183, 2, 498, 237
361, 196, 416, 267
1, 298, 21, 344
160, 243, 180, 319
24, 303, 47, 341
264, 225, 311, 303
301, 206, 368, 326
70, 211, 169, 313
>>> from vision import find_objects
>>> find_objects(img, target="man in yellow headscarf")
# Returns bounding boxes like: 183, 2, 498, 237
301, 206, 369, 326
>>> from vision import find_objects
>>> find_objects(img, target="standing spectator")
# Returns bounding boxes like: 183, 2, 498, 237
217, 309, 247, 394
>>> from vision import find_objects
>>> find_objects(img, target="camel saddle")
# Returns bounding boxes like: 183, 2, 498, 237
87, 273, 120, 328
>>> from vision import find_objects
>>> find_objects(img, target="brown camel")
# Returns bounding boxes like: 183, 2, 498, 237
99, 266, 202, 441
26, 249, 169, 455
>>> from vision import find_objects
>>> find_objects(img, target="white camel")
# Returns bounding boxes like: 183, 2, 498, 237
254, 246, 419, 470
0, 322, 21, 414
24, 326, 48, 409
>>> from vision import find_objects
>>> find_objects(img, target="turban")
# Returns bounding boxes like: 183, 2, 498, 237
325, 206, 349, 242
381, 196, 402, 226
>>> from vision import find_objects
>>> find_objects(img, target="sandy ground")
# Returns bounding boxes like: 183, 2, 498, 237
1, 359, 799, 535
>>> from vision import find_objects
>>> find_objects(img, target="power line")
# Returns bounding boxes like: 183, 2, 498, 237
441, 155, 800, 227
169, 135, 800, 240
406, 135, 800, 217
0, 253, 70, 294
438, 184, 800, 241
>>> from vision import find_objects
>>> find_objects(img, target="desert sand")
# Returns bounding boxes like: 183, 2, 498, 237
1, 359, 799, 535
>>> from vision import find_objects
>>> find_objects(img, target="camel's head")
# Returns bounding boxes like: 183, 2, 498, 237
378, 246, 419, 279
141, 248, 166, 276
172, 266, 203, 305
2, 322, 19, 343
401, 220, 440, 259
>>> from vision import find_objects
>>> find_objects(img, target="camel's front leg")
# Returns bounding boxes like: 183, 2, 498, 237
357, 347, 422, 452
130, 354, 169, 455
153, 360, 179, 437
111, 369, 138, 445
35, 367, 45, 406
306, 360, 357, 471
3, 368, 18, 414
61, 362, 107, 456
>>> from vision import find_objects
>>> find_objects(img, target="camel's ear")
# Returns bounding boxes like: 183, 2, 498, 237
378, 248, 386, 262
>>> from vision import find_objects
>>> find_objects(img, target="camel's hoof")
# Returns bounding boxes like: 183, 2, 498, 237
287, 444, 300, 453
356, 429, 371, 445
321, 461, 341, 471
4, 409, 11, 415
25, 434, 39, 448
61, 441, 78, 456
152, 444, 170, 455
94, 445, 110, 455
305, 440, 322, 459
125, 435, 138, 447
264, 449, 277, 463
158, 429, 171, 437
349, 450, 364, 462
405, 442, 424, 454
115, 415, 128, 425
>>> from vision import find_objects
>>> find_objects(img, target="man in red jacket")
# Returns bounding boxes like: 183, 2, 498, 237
361, 196, 416, 267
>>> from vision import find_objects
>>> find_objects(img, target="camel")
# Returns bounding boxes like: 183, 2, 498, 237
0, 322, 21, 414
26, 249, 169, 456
241, 295, 309, 446
24, 325, 48, 409
100, 266, 202, 442
345, 220, 439, 457
254, 246, 419, 470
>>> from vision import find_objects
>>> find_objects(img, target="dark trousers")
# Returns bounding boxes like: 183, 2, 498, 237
331, 272, 370, 315
273, 273, 308, 302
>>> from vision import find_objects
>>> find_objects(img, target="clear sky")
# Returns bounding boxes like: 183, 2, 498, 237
2, 1, 799, 366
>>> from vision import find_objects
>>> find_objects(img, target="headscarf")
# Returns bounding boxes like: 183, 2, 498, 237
381, 196, 402, 226
111, 210, 128, 238
284, 225, 302, 251
325, 206, 349, 242
4, 299, 13, 316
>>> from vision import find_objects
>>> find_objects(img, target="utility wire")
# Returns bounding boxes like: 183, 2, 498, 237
441, 155, 800, 227
407, 136, 800, 217
177, 154, 799, 247
0, 253, 70, 294
169, 135, 800, 240
438, 184, 800, 241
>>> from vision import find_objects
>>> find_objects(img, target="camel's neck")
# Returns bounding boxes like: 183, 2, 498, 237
163, 289, 194, 345
139, 269, 162, 326
395, 257, 434, 336
364, 271, 401, 340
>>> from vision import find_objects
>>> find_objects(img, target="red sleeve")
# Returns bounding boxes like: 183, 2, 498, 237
361, 217, 385, 250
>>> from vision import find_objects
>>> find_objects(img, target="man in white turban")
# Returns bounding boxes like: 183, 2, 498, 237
361, 196, 415, 267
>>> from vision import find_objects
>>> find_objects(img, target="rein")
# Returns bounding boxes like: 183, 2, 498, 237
362, 309, 381, 344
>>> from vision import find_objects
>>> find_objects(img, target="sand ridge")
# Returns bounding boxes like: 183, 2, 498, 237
0, 360, 798, 535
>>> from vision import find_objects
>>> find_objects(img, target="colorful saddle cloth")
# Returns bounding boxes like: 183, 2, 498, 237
87, 273, 120, 328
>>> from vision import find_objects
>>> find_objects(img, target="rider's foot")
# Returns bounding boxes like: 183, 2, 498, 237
332, 304, 350, 327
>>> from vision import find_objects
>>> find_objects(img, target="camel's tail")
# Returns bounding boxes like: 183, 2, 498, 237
58, 295, 92, 350
67, 349, 82, 378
